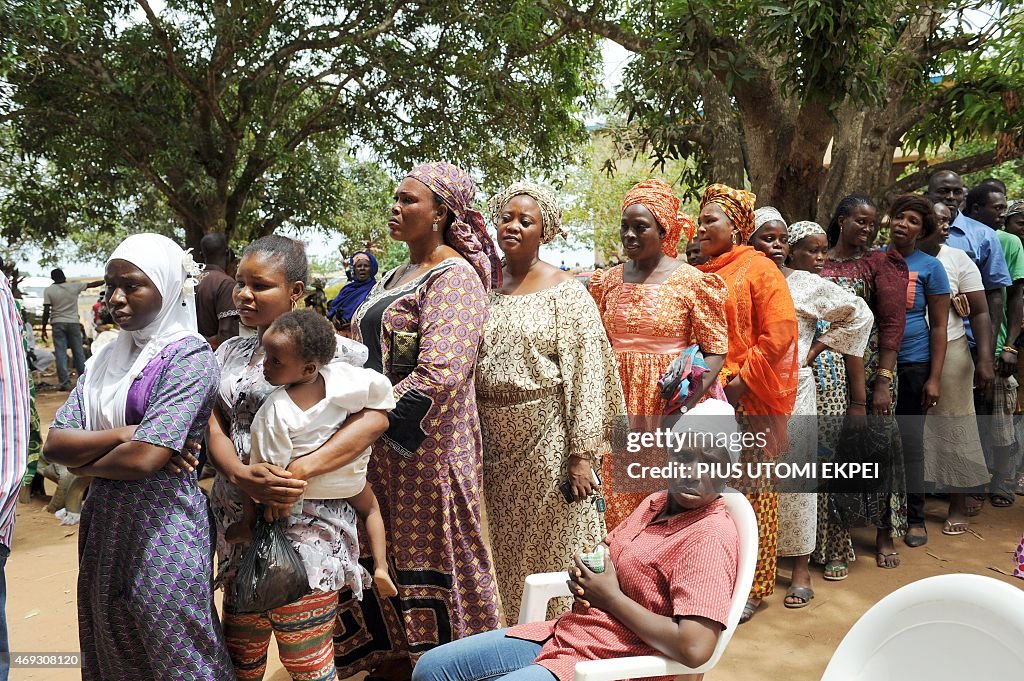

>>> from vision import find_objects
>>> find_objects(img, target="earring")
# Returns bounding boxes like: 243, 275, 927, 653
290, 298, 297, 310
432, 218, 440, 232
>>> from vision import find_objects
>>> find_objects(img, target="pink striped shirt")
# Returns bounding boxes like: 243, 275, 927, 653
0, 277, 30, 548
507, 493, 738, 681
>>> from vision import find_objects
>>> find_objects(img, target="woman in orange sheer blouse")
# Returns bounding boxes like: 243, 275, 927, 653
589, 179, 728, 531
695, 183, 799, 623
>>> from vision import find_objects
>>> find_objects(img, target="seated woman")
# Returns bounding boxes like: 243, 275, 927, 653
412, 400, 741, 681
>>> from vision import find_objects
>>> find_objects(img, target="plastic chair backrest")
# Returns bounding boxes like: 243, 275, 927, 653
820, 573, 1024, 681
710, 490, 758, 666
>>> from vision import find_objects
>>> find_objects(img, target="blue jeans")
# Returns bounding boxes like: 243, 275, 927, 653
0, 543, 10, 681
412, 629, 554, 681
51, 322, 86, 387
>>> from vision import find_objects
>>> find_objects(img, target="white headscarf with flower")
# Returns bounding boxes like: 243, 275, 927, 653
83, 233, 205, 430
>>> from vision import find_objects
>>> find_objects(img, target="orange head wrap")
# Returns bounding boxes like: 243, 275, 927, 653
621, 179, 686, 258
700, 183, 757, 244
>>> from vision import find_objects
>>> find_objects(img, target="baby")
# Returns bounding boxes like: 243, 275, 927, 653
228, 308, 398, 598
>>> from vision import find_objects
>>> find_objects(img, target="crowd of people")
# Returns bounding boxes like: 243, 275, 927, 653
1, 162, 1024, 681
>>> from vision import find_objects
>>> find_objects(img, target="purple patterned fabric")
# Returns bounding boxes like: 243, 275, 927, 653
51, 337, 234, 680
406, 162, 502, 289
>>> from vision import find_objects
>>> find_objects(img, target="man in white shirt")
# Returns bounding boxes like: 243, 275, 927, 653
41, 268, 102, 391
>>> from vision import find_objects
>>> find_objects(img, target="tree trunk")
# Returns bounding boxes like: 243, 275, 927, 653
702, 78, 746, 186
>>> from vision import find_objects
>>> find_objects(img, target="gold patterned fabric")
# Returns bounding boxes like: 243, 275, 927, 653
476, 280, 625, 623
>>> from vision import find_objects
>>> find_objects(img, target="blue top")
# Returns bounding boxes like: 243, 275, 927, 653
947, 212, 1011, 290
896, 249, 950, 363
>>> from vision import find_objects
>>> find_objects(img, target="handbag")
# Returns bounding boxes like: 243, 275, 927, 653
390, 330, 419, 377
951, 292, 970, 319
658, 345, 726, 414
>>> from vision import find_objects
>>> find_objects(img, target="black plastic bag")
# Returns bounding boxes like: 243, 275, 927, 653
233, 518, 310, 614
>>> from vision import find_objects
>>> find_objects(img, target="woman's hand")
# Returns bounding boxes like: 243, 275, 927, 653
871, 381, 892, 415
568, 551, 622, 612
724, 376, 748, 407
163, 439, 201, 475
997, 349, 1018, 378
235, 462, 306, 507
567, 456, 596, 501
921, 378, 941, 412
846, 402, 867, 430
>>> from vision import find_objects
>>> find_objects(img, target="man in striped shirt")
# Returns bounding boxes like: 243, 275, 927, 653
0, 274, 30, 678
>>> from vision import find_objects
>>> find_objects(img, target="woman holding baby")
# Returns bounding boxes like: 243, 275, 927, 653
206, 234, 393, 681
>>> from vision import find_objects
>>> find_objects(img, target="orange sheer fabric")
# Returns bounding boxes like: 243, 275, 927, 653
698, 246, 799, 457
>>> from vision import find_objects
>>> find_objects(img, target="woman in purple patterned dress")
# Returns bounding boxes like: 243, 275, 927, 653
44, 233, 233, 680
337, 162, 503, 681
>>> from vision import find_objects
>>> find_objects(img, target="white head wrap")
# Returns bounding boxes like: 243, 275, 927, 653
753, 207, 786, 233
83, 233, 204, 430
671, 398, 741, 461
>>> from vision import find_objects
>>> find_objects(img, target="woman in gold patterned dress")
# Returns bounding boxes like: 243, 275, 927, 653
476, 183, 625, 623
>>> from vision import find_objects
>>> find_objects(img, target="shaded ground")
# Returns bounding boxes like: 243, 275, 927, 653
10, 389, 1023, 681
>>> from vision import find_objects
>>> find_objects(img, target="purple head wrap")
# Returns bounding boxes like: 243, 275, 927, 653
405, 162, 502, 289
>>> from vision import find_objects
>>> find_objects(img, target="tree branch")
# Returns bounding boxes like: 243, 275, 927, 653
536, 0, 653, 52
884, 147, 998, 195
135, 0, 237, 140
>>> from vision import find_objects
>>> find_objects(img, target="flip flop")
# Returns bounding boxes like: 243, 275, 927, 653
739, 599, 759, 624
942, 520, 968, 536
990, 492, 1014, 508
823, 560, 849, 581
784, 586, 815, 609
876, 551, 900, 569
966, 496, 984, 516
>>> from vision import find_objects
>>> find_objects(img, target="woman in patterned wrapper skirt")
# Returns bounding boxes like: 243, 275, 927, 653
339, 162, 504, 681
475, 182, 626, 623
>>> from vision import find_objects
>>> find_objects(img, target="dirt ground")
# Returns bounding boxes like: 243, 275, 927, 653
8, 389, 1024, 681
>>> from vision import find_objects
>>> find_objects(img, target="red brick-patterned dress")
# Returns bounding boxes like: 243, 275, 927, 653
337, 257, 501, 674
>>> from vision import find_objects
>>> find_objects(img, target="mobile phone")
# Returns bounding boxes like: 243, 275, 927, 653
559, 480, 576, 504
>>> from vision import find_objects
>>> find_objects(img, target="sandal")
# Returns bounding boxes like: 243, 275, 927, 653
942, 520, 969, 536
784, 586, 815, 609
990, 492, 1015, 508
876, 551, 900, 569
739, 598, 760, 624
823, 560, 849, 581
1014, 474, 1024, 496
966, 495, 984, 516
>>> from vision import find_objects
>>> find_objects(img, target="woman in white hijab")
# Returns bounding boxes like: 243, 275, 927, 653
44, 233, 233, 680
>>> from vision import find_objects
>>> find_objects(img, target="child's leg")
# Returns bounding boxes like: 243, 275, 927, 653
268, 590, 339, 681
349, 485, 398, 597
222, 605, 273, 681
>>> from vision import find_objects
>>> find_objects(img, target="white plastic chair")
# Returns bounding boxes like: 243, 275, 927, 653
820, 573, 1024, 681
517, 491, 758, 681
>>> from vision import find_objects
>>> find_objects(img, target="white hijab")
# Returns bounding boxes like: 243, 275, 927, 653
83, 233, 204, 430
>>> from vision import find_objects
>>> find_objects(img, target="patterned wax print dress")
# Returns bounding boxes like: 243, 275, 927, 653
588, 263, 729, 531
51, 337, 234, 681
337, 257, 501, 674
475, 279, 625, 623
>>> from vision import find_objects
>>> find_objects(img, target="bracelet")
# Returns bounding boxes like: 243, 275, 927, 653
876, 368, 895, 382
849, 400, 867, 407
1002, 346, 1019, 356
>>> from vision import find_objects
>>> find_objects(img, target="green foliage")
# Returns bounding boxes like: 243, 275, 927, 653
562, 131, 695, 262
0, 0, 602, 251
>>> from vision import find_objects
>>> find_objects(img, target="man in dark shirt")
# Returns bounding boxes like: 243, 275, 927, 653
197, 233, 239, 349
